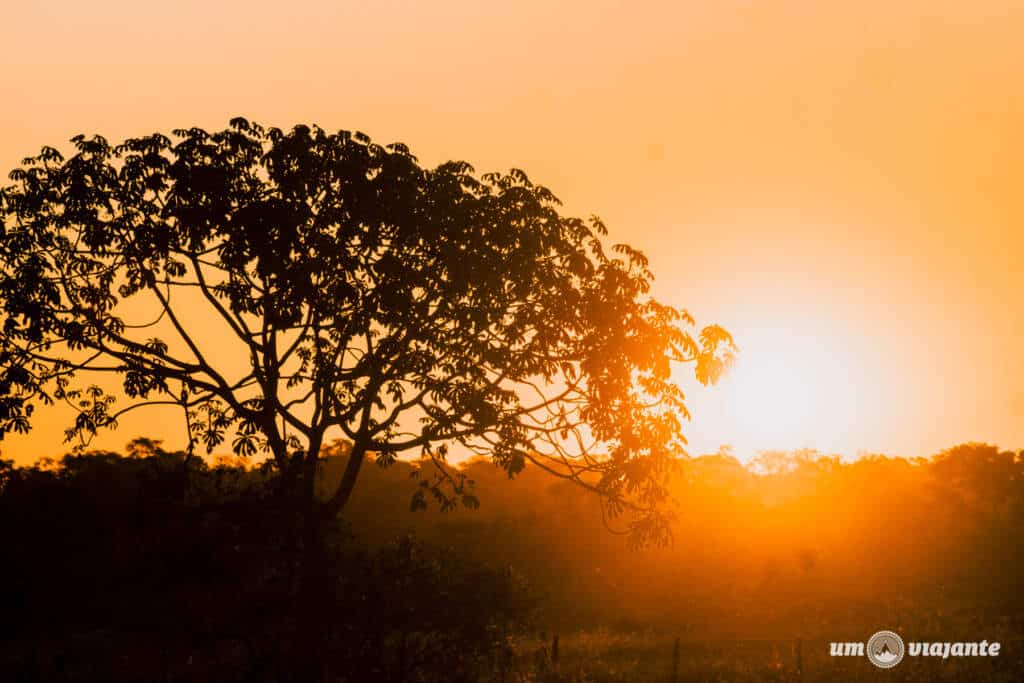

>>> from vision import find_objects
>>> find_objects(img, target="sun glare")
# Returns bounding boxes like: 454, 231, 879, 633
726, 349, 818, 447
706, 314, 870, 459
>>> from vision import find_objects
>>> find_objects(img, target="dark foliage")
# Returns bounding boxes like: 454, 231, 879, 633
0, 120, 733, 538
0, 448, 534, 682
3, 441, 1024, 681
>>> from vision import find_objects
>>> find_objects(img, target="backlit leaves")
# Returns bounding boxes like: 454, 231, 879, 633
0, 120, 734, 542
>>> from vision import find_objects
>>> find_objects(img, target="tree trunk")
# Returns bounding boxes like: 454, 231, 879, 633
292, 442, 332, 682
294, 508, 330, 680
289, 436, 365, 682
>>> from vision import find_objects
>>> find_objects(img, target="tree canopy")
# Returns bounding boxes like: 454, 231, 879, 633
0, 119, 733, 537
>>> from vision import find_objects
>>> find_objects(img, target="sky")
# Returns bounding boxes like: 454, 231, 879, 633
2, 1, 1022, 463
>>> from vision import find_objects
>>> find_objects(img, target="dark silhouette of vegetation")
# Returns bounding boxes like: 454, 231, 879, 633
0, 443, 536, 682
0, 119, 732, 536
0, 119, 734, 680
2, 441, 1023, 681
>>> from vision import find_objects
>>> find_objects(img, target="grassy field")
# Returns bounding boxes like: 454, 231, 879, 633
499, 631, 1023, 682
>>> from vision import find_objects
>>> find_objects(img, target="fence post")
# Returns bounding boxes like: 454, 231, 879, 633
671, 637, 680, 683
398, 631, 407, 682
794, 638, 803, 679
551, 633, 559, 671
499, 626, 509, 683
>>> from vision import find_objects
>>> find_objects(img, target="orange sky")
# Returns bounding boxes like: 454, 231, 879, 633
2, 1, 1022, 463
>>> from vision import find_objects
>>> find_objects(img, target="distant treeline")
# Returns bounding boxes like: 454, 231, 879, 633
2, 441, 1022, 679
337, 441, 1024, 638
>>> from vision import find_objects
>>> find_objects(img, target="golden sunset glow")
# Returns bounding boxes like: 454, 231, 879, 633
5, 5, 1024, 682
3, 1, 1023, 464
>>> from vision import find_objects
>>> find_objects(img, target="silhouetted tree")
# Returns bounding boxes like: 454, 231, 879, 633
0, 118, 732, 535
0, 119, 735, 678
